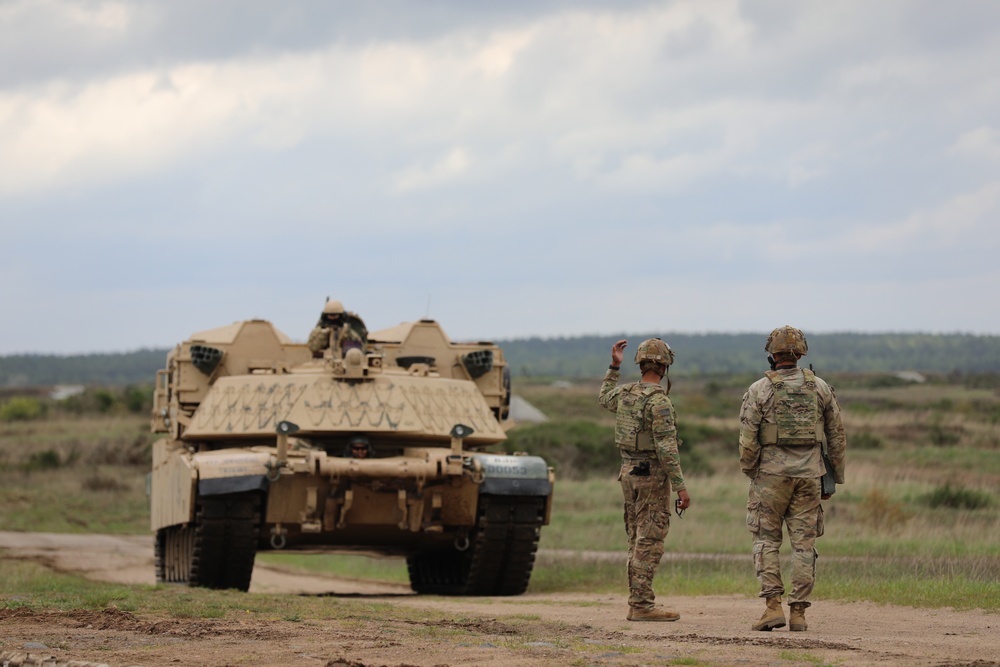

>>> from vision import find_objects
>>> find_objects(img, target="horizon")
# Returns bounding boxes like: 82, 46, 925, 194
2, 327, 998, 358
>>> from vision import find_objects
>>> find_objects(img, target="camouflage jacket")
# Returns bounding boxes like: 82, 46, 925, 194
599, 368, 686, 492
739, 366, 846, 481
307, 323, 366, 355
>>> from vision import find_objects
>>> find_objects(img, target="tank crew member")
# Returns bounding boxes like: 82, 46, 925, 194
599, 338, 691, 622
346, 434, 371, 459
307, 299, 368, 358
739, 325, 846, 632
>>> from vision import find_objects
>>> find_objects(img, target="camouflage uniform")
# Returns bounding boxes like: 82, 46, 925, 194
739, 366, 846, 606
307, 315, 367, 358
599, 368, 686, 611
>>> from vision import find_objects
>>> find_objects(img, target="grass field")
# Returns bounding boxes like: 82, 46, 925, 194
1, 374, 998, 614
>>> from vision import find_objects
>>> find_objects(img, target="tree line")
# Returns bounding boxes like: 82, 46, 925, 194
2, 332, 1000, 387
501, 332, 1000, 378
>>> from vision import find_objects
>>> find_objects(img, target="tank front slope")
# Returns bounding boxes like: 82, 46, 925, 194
184, 372, 506, 443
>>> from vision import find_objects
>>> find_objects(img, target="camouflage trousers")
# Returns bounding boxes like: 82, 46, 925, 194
746, 473, 824, 605
620, 459, 672, 610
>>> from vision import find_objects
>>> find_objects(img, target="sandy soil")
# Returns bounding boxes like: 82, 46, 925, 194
0, 531, 997, 667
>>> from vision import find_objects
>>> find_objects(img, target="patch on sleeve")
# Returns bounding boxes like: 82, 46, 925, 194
653, 404, 672, 420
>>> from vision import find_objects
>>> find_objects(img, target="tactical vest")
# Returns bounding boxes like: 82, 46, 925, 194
615, 383, 665, 452
759, 369, 823, 447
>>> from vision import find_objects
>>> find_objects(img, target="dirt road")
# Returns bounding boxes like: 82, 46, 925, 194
0, 532, 996, 667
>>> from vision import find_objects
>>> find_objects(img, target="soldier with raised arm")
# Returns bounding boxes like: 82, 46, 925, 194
739, 326, 846, 632
599, 338, 692, 622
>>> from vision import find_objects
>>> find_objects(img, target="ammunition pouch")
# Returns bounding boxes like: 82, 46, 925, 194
634, 431, 654, 451
758, 422, 823, 447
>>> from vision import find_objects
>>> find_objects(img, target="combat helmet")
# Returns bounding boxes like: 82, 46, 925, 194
634, 338, 675, 366
323, 300, 345, 316
765, 326, 808, 356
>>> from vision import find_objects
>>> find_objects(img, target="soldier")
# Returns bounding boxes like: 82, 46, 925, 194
599, 338, 692, 622
307, 300, 368, 359
346, 434, 372, 459
739, 326, 846, 632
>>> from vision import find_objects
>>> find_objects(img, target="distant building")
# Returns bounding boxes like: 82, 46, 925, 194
50, 385, 85, 400
893, 371, 926, 383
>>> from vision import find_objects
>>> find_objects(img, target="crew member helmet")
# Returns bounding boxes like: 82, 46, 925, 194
634, 338, 674, 366
347, 434, 371, 457
765, 325, 808, 356
322, 300, 345, 316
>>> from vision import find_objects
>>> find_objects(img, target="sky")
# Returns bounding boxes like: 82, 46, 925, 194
2, 0, 1000, 355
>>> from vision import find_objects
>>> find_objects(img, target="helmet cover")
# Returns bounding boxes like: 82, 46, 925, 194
634, 338, 674, 366
765, 326, 808, 356
322, 300, 345, 316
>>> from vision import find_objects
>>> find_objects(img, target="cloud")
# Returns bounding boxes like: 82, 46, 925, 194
65, 1, 130, 31
3, 2, 1000, 353
0, 3, 789, 203
950, 126, 1000, 162
393, 147, 471, 193
840, 180, 1000, 252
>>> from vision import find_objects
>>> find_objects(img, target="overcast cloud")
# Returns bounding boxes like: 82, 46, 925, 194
2, 0, 999, 354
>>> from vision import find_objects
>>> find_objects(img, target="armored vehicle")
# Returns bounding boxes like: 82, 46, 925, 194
149, 317, 553, 595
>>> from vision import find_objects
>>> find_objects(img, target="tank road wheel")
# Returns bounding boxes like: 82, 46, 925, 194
406, 495, 546, 596
155, 524, 196, 584
156, 492, 261, 591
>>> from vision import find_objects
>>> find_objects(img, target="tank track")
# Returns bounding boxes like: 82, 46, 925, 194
155, 492, 261, 591
407, 494, 545, 595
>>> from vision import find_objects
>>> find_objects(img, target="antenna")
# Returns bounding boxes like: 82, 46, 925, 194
425, 295, 431, 319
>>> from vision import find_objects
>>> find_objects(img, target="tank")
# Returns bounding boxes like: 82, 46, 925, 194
148, 317, 554, 595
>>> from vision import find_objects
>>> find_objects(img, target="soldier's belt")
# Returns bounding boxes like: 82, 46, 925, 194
773, 438, 820, 447
758, 423, 823, 447
620, 452, 656, 463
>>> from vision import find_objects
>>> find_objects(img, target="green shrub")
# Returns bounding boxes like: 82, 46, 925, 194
123, 385, 152, 414
677, 421, 730, 446
26, 449, 62, 470
504, 420, 618, 479
0, 396, 46, 421
94, 389, 116, 414
927, 419, 962, 447
852, 430, 883, 449
921, 483, 992, 510
56, 385, 154, 416
504, 419, 714, 479
677, 444, 714, 477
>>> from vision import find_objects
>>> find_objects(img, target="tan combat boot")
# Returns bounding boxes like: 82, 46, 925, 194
751, 596, 786, 631
627, 606, 680, 622
789, 602, 808, 631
